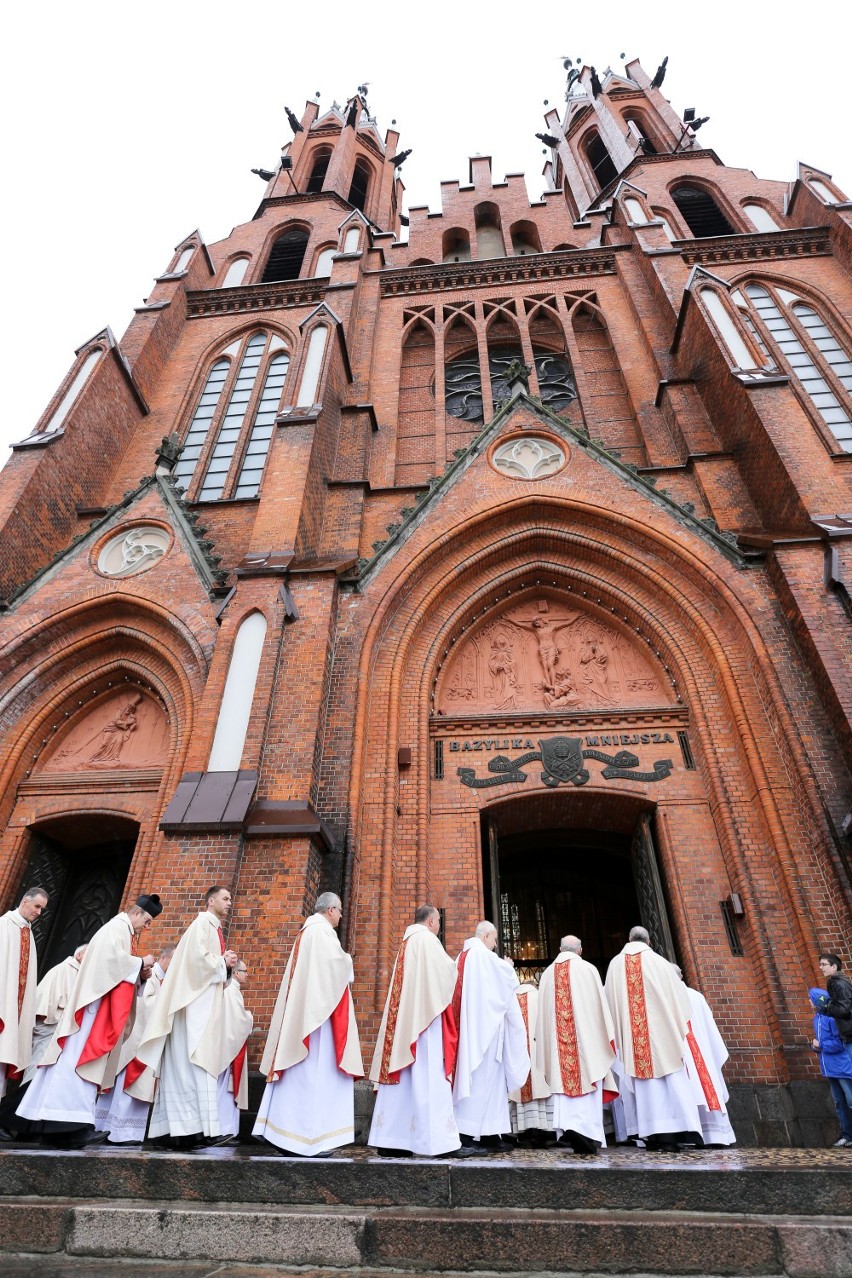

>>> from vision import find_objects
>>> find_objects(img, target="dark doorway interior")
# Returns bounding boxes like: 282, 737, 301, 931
15, 814, 138, 969
484, 826, 640, 980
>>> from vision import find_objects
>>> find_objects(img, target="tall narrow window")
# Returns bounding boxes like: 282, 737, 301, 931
699, 289, 760, 370
173, 246, 194, 273
743, 203, 779, 233
173, 358, 230, 488
234, 353, 290, 498
624, 197, 648, 224
671, 186, 735, 237
207, 612, 268, 771
42, 348, 102, 435
742, 284, 852, 451
261, 228, 309, 282
297, 326, 328, 406
348, 159, 371, 212
583, 131, 618, 190
809, 179, 837, 204
220, 257, 249, 288
306, 148, 331, 193
344, 227, 361, 253
183, 332, 289, 501
314, 247, 336, 278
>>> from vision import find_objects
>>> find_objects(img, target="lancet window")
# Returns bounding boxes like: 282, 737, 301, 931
261, 228, 310, 282
583, 131, 618, 190
174, 331, 290, 499
736, 284, 852, 451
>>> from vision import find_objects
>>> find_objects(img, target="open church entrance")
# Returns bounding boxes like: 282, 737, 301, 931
15, 813, 138, 969
481, 796, 676, 980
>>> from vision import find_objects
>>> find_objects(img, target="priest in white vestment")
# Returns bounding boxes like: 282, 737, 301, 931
137, 884, 239, 1148
452, 922, 530, 1151
24, 946, 88, 1086
214, 960, 254, 1142
673, 965, 736, 1147
509, 980, 554, 1144
605, 927, 702, 1151
0, 887, 47, 1138
17, 895, 160, 1147
254, 893, 363, 1155
369, 904, 464, 1158
94, 946, 174, 1144
537, 936, 618, 1155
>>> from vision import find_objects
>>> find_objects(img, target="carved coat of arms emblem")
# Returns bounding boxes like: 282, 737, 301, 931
538, 736, 589, 787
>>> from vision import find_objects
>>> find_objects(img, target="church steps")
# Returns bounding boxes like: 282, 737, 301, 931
1, 1197, 851, 1275
1, 1150, 850, 1276
0, 1149, 849, 1218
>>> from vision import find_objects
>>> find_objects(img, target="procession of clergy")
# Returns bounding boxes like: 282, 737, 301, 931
0, 884, 736, 1156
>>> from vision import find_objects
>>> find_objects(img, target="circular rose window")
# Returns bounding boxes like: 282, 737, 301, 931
491, 436, 566, 480
97, 525, 171, 578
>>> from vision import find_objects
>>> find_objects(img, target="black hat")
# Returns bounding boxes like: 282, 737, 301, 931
136, 893, 163, 918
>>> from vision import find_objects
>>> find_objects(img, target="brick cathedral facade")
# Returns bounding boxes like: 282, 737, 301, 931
1, 59, 850, 1143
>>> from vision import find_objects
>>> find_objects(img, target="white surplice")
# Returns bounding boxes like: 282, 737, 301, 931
452, 938, 530, 1140
147, 978, 222, 1139
682, 986, 736, 1146
254, 1019, 354, 1154
369, 1015, 459, 1155
0, 910, 38, 1096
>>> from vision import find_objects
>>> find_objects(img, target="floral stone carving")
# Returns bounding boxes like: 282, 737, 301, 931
491, 436, 565, 480
97, 525, 170, 577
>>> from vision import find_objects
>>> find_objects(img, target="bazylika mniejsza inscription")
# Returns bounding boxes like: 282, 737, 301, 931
457, 735, 673, 789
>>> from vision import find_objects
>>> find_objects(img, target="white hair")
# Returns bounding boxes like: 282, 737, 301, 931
315, 892, 342, 913
629, 926, 650, 944
475, 920, 497, 940
560, 935, 582, 953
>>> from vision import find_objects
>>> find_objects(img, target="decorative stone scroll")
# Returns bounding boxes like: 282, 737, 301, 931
40, 690, 169, 771
97, 525, 171, 578
491, 436, 565, 480
437, 597, 671, 715
457, 734, 673, 790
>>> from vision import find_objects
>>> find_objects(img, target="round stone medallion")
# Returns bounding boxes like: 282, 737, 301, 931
97, 525, 171, 578
491, 435, 566, 480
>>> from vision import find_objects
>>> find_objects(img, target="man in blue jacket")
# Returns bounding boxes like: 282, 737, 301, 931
809, 984, 852, 1148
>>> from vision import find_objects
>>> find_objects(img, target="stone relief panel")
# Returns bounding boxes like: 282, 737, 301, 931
39, 690, 169, 772
96, 525, 171, 578
436, 597, 673, 715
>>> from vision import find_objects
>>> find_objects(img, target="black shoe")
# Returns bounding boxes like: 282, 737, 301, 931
0, 1127, 16, 1142
82, 1130, 109, 1147
446, 1144, 479, 1157
484, 1138, 516, 1153
563, 1129, 599, 1156
375, 1147, 412, 1157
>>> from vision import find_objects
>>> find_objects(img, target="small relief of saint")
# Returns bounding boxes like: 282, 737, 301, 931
487, 634, 518, 709
56, 693, 143, 767
579, 638, 615, 704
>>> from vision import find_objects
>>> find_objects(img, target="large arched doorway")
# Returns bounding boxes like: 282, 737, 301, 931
15, 813, 138, 968
481, 793, 676, 980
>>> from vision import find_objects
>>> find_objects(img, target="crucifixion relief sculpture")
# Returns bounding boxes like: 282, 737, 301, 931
438, 597, 670, 715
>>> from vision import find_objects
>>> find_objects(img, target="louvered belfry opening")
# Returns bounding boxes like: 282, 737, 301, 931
306, 149, 331, 193
672, 185, 736, 238
584, 132, 618, 190
261, 229, 310, 282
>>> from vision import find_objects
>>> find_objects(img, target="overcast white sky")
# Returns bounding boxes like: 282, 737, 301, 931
2, 3, 848, 460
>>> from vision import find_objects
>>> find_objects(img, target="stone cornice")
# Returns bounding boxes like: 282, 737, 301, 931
378, 246, 627, 297
431, 706, 689, 733
251, 190, 352, 220
186, 280, 330, 318
675, 226, 831, 266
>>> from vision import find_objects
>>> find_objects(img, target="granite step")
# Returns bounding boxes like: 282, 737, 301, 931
1, 1197, 851, 1276
1, 1147, 850, 1218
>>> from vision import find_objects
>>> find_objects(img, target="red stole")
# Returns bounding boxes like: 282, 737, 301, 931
625, 951, 654, 1079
